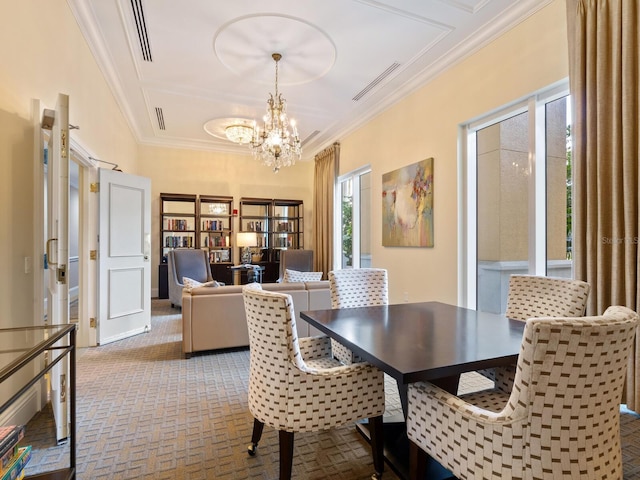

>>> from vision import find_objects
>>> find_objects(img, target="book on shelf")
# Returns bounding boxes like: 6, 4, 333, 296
0, 427, 25, 470
1, 445, 32, 480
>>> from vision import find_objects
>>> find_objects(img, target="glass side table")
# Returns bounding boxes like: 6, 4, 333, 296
0, 324, 76, 480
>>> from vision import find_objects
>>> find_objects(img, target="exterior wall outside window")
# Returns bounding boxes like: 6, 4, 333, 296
475, 95, 571, 314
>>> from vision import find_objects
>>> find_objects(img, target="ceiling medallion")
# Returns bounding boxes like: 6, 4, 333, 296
249, 53, 302, 173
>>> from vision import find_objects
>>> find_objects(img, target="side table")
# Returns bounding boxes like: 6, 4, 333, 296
230, 265, 265, 285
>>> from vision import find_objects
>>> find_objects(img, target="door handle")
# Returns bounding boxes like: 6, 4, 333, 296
46, 238, 58, 266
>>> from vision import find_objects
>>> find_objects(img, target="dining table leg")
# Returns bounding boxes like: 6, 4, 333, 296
354, 376, 459, 480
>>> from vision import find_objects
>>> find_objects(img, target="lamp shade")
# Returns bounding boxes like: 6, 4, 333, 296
236, 231, 258, 248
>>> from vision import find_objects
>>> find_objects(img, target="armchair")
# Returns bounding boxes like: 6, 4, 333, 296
473, 274, 590, 393
242, 283, 385, 480
277, 249, 314, 282
407, 306, 638, 480
167, 248, 213, 308
328, 268, 388, 365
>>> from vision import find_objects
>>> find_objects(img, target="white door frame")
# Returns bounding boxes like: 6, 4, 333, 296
33, 100, 98, 349
69, 142, 98, 348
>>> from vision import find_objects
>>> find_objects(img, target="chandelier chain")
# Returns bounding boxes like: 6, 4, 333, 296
249, 52, 302, 173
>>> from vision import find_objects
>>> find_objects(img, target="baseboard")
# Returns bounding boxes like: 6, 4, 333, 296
98, 325, 149, 345
69, 286, 79, 303
0, 384, 42, 426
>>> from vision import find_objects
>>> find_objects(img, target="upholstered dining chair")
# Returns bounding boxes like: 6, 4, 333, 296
328, 268, 389, 365
242, 283, 386, 480
473, 274, 591, 393
407, 306, 638, 480
167, 248, 213, 308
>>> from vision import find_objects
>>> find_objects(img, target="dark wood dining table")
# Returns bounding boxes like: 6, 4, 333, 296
300, 301, 526, 479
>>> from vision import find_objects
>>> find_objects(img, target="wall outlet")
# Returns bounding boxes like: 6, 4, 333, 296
24, 256, 31, 274
403, 292, 409, 303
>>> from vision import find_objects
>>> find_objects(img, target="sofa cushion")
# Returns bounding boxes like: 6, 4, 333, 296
284, 269, 323, 283
183, 276, 220, 291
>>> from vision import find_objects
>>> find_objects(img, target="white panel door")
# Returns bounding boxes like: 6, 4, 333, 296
46, 93, 70, 443
97, 169, 151, 344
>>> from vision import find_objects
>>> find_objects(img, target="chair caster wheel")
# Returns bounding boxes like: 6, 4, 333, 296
247, 443, 257, 456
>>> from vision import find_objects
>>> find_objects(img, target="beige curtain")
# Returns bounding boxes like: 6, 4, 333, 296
313, 143, 339, 279
566, 0, 640, 411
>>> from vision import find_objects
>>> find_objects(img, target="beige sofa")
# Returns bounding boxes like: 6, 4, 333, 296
181, 281, 330, 358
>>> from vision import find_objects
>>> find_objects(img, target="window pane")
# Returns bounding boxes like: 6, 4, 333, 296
476, 111, 530, 313
545, 96, 572, 278
341, 179, 353, 268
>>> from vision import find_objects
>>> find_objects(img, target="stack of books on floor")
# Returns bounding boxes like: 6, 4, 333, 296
0, 425, 31, 480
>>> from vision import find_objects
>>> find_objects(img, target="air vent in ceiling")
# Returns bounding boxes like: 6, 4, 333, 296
131, 0, 152, 62
155, 107, 165, 130
352, 62, 401, 102
302, 130, 321, 147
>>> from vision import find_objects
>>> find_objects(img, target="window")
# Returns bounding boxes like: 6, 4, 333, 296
336, 167, 371, 269
461, 82, 572, 312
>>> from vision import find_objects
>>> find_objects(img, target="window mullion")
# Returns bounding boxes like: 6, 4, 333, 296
352, 175, 361, 268
531, 97, 547, 275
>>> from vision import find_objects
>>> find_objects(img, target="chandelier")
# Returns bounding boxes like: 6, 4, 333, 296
250, 53, 302, 173
225, 124, 254, 144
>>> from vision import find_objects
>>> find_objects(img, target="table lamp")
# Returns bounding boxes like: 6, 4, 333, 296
236, 232, 258, 265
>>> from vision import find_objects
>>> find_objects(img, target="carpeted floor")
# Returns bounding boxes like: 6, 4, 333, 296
20, 299, 640, 479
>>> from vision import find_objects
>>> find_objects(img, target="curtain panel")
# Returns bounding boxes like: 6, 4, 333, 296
566, 0, 640, 411
313, 143, 339, 280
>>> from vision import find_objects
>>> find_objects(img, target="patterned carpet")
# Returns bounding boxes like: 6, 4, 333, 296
21, 299, 640, 479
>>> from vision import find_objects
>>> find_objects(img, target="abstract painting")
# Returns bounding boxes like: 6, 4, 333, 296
382, 157, 434, 247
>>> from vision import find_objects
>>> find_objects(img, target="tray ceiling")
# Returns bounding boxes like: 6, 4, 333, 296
68, 0, 550, 160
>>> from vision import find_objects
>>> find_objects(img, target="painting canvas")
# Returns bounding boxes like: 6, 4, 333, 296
382, 158, 434, 247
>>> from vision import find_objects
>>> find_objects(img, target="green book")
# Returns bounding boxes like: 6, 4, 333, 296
1, 445, 32, 480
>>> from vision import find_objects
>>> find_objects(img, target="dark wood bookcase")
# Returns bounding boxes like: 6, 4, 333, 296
158, 193, 234, 297
239, 197, 304, 283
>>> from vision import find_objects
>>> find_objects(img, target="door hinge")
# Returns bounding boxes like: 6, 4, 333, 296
89, 250, 97, 260
90, 182, 99, 193
90, 318, 97, 328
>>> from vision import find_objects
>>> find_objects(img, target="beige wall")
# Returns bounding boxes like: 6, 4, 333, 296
136, 145, 314, 290
0, 0, 140, 417
339, 0, 568, 304
0, 0, 138, 328
0, 0, 569, 323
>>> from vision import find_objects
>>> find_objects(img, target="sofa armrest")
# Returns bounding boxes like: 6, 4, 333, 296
307, 281, 331, 310
181, 290, 194, 357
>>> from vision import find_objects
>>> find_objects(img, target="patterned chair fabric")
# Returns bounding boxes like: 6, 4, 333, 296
477, 274, 591, 392
242, 283, 385, 479
407, 305, 638, 480
328, 268, 389, 365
